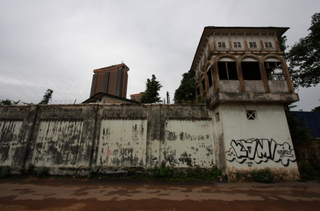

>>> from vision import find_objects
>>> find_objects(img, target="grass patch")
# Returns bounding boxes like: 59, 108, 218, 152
123, 164, 224, 182
36, 168, 50, 178
252, 168, 275, 183
299, 162, 320, 181
0, 166, 11, 178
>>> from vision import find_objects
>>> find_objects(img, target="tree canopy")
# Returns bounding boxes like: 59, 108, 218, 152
287, 12, 320, 88
312, 106, 320, 112
140, 75, 162, 103
278, 35, 287, 52
174, 70, 196, 103
39, 89, 53, 104
0, 99, 20, 105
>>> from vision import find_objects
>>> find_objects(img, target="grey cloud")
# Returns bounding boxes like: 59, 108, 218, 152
0, 0, 319, 110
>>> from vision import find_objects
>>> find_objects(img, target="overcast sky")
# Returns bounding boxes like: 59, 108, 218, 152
0, 0, 319, 111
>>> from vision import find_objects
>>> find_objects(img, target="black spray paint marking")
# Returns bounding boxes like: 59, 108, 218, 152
226, 138, 295, 167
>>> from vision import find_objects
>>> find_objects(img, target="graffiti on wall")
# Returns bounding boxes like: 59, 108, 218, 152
226, 138, 295, 167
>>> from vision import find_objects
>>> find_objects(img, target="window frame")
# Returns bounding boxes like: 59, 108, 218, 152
207, 68, 213, 87
264, 61, 285, 81
241, 61, 262, 80
218, 61, 239, 80
249, 42, 257, 49
246, 110, 257, 120
233, 42, 241, 48
218, 41, 226, 48
265, 42, 273, 48
215, 112, 220, 122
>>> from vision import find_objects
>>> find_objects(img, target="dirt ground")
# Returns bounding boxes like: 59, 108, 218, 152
0, 177, 320, 211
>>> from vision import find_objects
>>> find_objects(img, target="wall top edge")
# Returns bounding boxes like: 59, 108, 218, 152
166, 117, 212, 121
0, 104, 209, 108
0, 118, 24, 121
101, 117, 147, 120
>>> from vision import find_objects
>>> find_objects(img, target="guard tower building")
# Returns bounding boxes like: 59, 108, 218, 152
191, 26, 299, 180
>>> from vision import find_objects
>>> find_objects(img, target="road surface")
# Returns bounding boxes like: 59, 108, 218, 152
0, 177, 320, 210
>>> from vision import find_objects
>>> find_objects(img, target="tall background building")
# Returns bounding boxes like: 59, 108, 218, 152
90, 63, 129, 98
130, 92, 144, 102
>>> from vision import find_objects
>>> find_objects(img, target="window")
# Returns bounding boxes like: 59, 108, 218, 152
207, 69, 212, 87
215, 112, 220, 122
246, 110, 256, 120
265, 62, 285, 80
233, 42, 241, 48
218, 42, 226, 48
201, 79, 205, 91
249, 42, 257, 48
218, 62, 238, 80
265, 42, 273, 48
241, 61, 262, 80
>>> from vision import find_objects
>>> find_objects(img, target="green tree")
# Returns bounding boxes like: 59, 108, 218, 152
166, 91, 170, 104
286, 111, 314, 146
287, 12, 320, 88
39, 89, 53, 104
278, 35, 287, 52
0, 99, 19, 105
312, 106, 320, 112
140, 75, 162, 103
174, 70, 196, 103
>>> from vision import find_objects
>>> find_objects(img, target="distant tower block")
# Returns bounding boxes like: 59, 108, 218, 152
90, 63, 129, 98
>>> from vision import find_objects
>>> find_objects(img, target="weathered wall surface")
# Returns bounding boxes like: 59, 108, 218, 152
216, 102, 299, 181
0, 103, 299, 180
0, 104, 215, 175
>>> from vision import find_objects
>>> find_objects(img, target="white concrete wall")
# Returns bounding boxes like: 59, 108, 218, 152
32, 120, 83, 168
219, 103, 298, 171
0, 104, 300, 180
162, 119, 214, 168
0, 120, 23, 166
220, 80, 241, 93
96, 119, 147, 168
244, 81, 266, 93
268, 81, 289, 93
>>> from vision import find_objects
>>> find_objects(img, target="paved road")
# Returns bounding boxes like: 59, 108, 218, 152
0, 177, 320, 210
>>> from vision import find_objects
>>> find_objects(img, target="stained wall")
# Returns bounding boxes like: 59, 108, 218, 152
211, 102, 299, 181
0, 104, 216, 175
0, 103, 299, 180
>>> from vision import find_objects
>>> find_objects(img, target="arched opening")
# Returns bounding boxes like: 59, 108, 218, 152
264, 58, 285, 81
241, 58, 262, 80
218, 57, 238, 80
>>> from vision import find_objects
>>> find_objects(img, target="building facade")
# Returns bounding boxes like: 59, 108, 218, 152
191, 26, 300, 179
0, 27, 301, 181
83, 92, 140, 104
130, 92, 144, 102
90, 63, 129, 98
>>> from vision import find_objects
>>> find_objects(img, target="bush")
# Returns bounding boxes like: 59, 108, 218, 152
36, 168, 50, 178
88, 169, 94, 178
299, 163, 320, 181
125, 164, 224, 182
185, 165, 222, 181
210, 165, 222, 178
26, 164, 35, 175
252, 168, 275, 183
149, 164, 174, 179
0, 166, 11, 178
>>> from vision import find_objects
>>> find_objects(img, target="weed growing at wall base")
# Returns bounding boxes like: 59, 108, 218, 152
123, 165, 224, 182
36, 168, 50, 178
26, 164, 35, 175
298, 163, 320, 181
0, 166, 11, 178
252, 168, 275, 183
